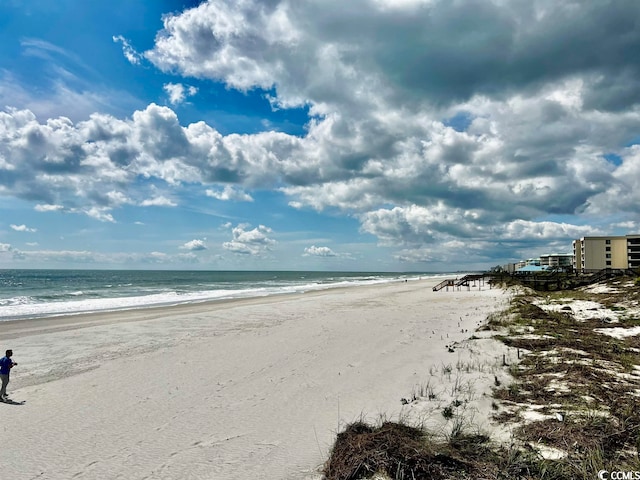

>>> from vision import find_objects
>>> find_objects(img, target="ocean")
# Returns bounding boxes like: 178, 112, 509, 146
0, 269, 447, 321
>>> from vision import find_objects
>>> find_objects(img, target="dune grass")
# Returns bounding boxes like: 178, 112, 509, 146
322, 278, 640, 480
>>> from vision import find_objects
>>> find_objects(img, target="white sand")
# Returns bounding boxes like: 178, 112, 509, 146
536, 299, 621, 322
0, 279, 509, 480
594, 326, 640, 339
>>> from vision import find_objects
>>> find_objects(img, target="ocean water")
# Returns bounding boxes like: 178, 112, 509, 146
0, 270, 445, 321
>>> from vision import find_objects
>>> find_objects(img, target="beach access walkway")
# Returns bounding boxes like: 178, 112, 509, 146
432, 274, 489, 292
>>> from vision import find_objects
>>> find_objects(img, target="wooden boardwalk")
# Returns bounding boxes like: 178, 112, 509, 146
510, 267, 636, 291
433, 274, 488, 291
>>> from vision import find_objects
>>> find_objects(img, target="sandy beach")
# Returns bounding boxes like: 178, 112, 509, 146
0, 278, 510, 479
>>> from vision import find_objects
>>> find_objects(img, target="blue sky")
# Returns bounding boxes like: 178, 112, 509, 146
1, 0, 640, 271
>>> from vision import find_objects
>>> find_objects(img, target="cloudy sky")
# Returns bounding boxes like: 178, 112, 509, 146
1, 0, 639, 272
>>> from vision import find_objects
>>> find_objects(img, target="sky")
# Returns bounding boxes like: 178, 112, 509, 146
1, 0, 640, 272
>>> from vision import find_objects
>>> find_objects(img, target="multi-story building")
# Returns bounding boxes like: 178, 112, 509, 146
540, 253, 573, 269
572, 235, 640, 272
503, 253, 573, 273
515, 258, 540, 270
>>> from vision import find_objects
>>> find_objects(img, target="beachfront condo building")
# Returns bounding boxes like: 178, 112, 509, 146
572, 235, 640, 272
540, 253, 573, 269
503, 253, 573, 273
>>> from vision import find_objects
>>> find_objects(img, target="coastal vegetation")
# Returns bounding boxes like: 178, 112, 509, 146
323, 277, 640, 479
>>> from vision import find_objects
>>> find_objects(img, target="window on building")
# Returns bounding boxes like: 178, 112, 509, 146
606, 239, 611, 244
606, 246, 611, 251
606, 261, 612, 265
606, 253, 611, 258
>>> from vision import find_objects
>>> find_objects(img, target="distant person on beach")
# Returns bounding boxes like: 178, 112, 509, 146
0, 349, 17, 401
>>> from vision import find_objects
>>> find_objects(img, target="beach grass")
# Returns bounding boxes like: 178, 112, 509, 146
322, 277, 640, 479
488, 278, 640, 477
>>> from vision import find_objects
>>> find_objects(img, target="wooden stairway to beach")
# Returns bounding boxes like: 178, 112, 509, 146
433, 274, 486, 291
432, 279, 455, 291
455, 274, 485, 287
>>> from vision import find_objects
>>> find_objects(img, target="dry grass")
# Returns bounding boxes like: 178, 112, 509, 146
322, 277, 640, 479
323, 421, 468, 480
322, 420, 517, 480
488, 278, 640, 476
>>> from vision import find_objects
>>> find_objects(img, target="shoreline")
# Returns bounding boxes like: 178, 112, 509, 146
0, 278, 509, 479
1, 270, 455, 323
0, 279, 419, 338
0, 276, 465, 338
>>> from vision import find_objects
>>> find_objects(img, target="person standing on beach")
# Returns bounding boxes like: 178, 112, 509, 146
0, 349, 17, 401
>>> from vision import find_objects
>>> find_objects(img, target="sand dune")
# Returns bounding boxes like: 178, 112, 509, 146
0, 279, 509, 479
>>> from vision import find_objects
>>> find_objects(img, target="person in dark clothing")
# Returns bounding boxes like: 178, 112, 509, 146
0, 349, 18, 401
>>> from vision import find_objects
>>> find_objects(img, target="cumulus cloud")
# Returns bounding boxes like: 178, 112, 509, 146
5, 0, 640, 265
223, 223, 276, 256
85, 207, 115, 223
499, 220, 598, 241
140, 196, 177, 207
144, 1, 640, 112
10, 224, 37, 233
181, 239, 207, 251
206, 186, 254, 202
163, 82, 198, 105
303, 245, 337, 257
139, 0, 640, 248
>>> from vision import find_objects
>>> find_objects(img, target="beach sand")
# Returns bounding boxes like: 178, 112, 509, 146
0, 278, 510, 479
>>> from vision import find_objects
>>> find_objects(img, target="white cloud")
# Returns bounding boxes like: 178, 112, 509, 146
163, 82, 198, 105
34, 204, 65, 212
611, 221, 640, 231
140, 196, 177, 207
181, 239, 207, 251
145, 1, 299, 92
0, 103, 299, 220
84, 207, 115, 223
499, 220, 598, 241
206, 186, 254, 202
112, 35, 143, 65
1, 87, 633, 262
223, 223, 276, 256
10, 224, 37, 233
105, 190, 130, 207
5, 1, 640, 266
303, 245, 337, 257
